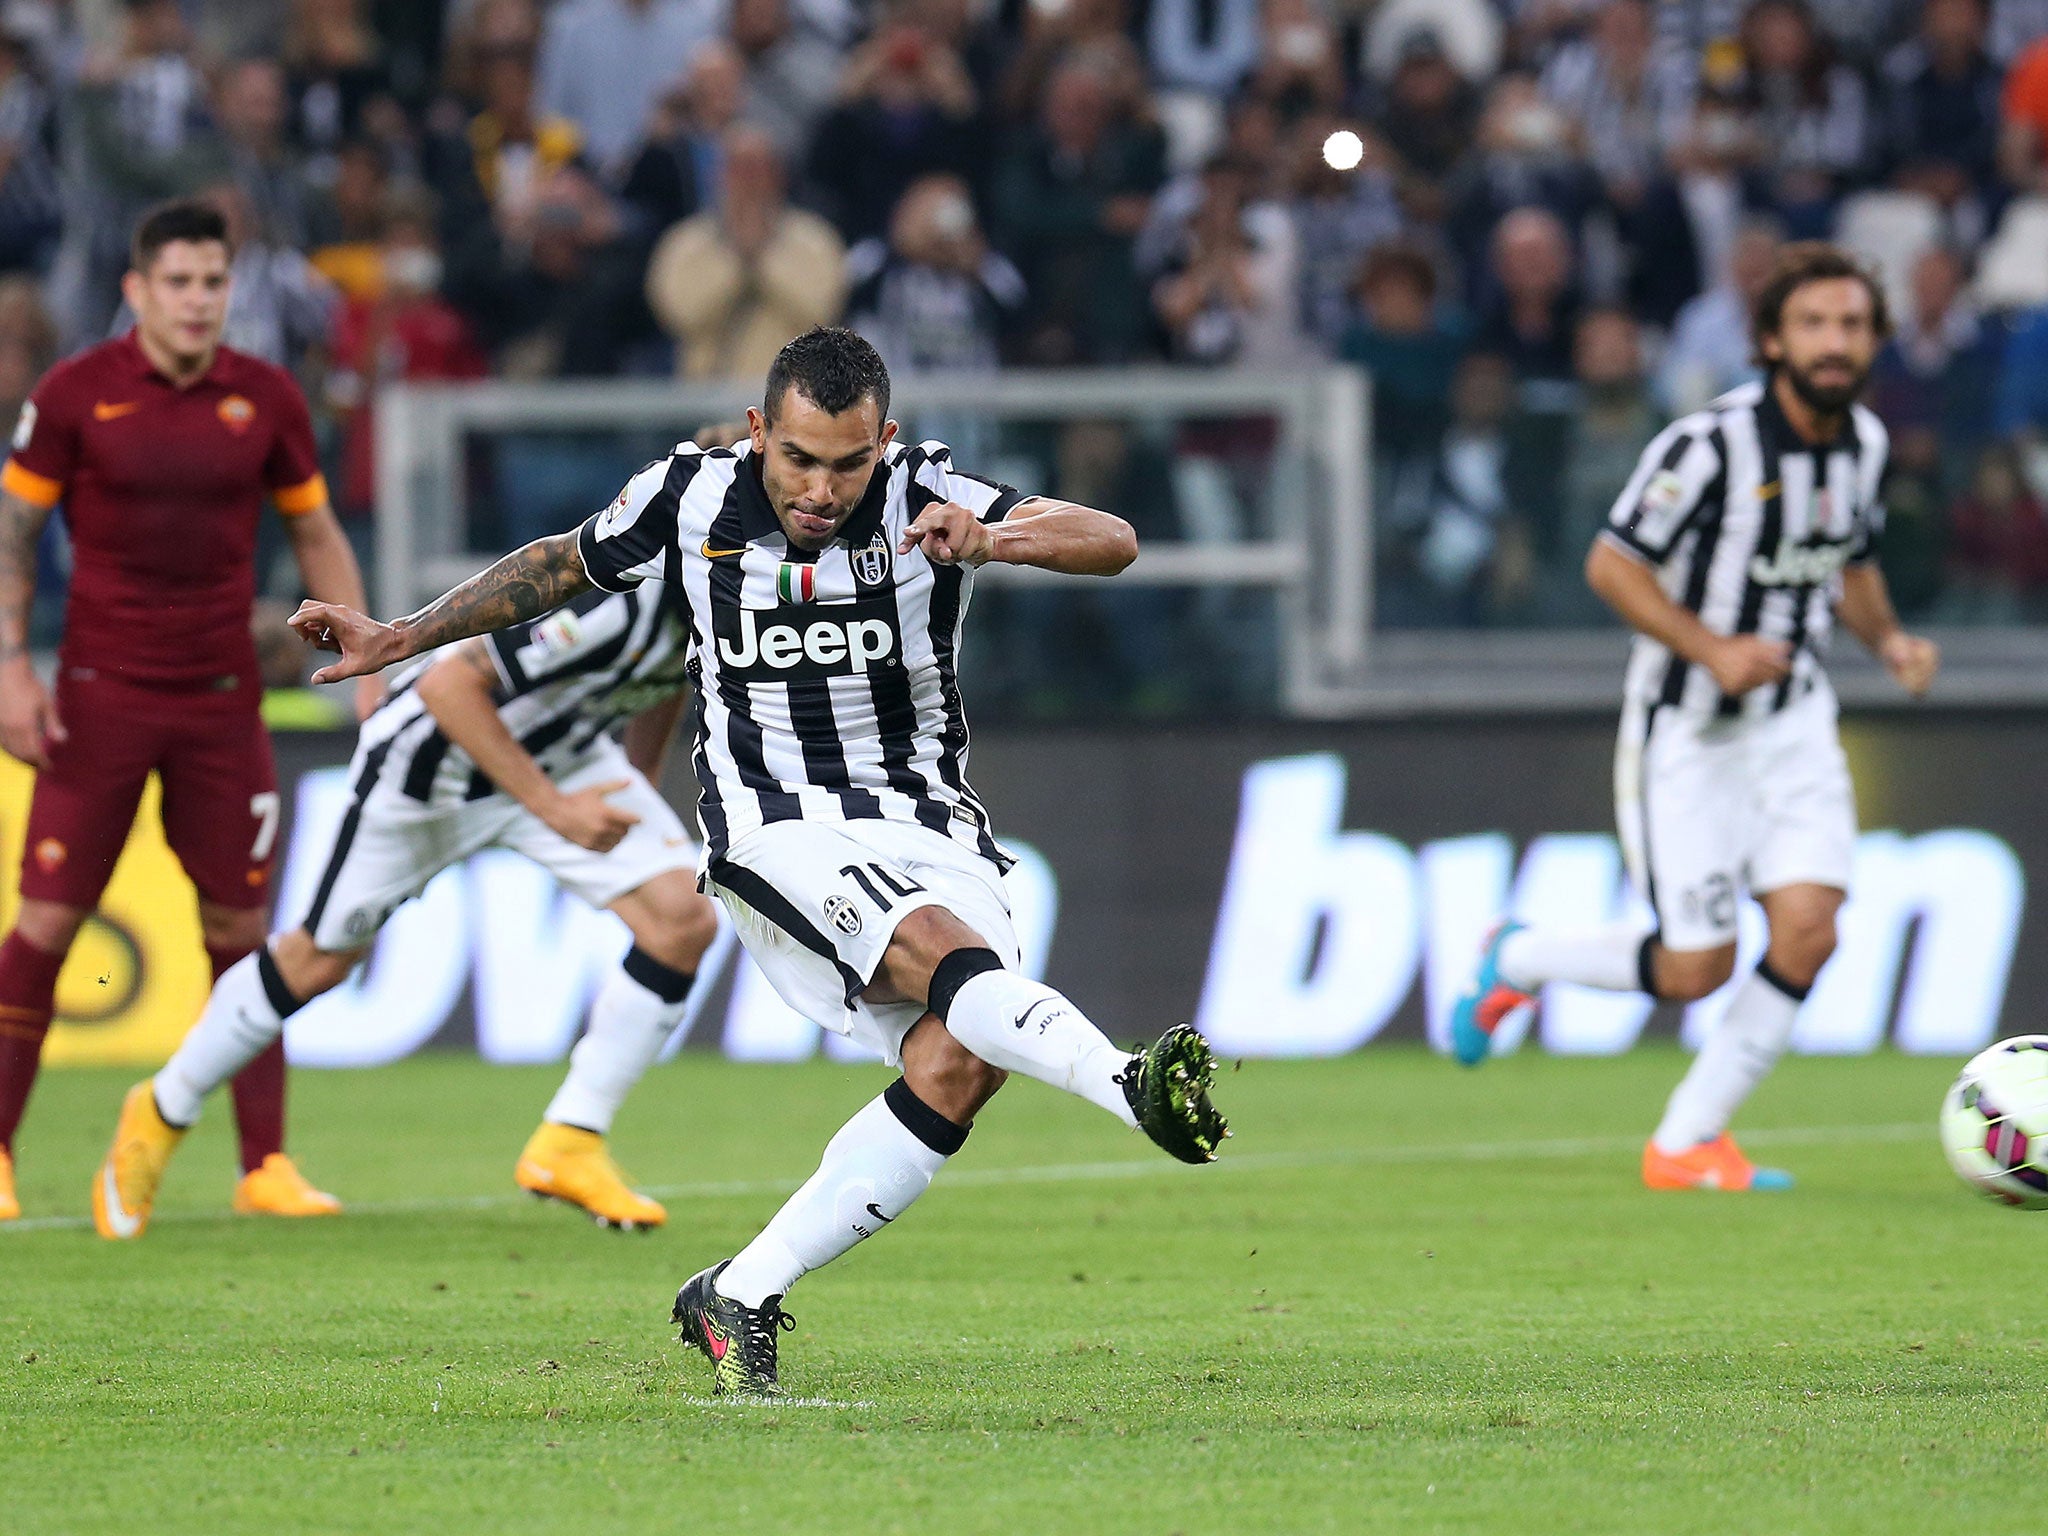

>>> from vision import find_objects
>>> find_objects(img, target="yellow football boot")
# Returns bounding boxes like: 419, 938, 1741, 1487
93, 1082, 187, 1239
515, 1122, 666, 1230
233, 1153, 342, 1217
0, 1145, 18, 1221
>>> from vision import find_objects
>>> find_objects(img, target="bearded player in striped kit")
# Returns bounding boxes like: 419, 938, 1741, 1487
1451, 243, 1940, 1192
288, 327, 1228, 1397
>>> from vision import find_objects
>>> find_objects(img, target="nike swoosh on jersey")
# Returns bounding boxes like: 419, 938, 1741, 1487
92, 401, 142, 422
701, 540, 751, 559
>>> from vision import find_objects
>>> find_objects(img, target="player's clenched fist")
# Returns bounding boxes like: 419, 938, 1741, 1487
291, 600, 402, 684
898, 501, 993, 567
1879, 631, 1939, 697
1705, 634, 1793, 696
542, 779, 641, 853
0, 655, 63, 768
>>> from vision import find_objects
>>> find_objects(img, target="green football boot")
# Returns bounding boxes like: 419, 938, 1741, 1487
1120, 1024, 1229, 1164
672, 1260, 795, 1398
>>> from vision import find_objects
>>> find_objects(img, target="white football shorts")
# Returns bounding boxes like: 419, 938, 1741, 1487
303, 738, 696, 951
704, 818, 1021, 1067
1614, 678, 1857, 952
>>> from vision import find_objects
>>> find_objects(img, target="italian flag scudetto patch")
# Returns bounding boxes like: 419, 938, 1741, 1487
776, 562, 816, 604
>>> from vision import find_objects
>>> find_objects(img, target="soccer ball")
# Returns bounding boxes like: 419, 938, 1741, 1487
1941, 1036, 2048, 1209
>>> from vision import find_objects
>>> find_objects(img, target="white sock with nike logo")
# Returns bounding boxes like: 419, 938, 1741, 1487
940, 970, 1139, 1127
717, 1083, 953, 1308
540, 950, 694, 1135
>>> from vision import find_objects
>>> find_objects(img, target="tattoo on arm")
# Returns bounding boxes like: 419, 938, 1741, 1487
0, 489, 51, 662
392, 532, 591, 661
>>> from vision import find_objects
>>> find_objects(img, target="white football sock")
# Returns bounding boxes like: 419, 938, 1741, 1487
717, 1082, 958, 1307
542, 951, 694, 1135
1651, 963, 1804, 1153
1496, 924, 1650, 994
940, 969, 1138, 1126
153, 951, 292, 1127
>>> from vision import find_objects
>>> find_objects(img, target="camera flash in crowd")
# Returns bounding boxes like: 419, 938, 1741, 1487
1322, 130, 1364, 172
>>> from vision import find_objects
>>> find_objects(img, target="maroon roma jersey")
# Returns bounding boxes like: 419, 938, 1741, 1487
0, 330, 328, 693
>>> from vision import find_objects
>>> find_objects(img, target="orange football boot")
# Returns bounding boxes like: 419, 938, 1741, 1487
1642, 1133, 1793, 1191
233, 1153, 342, 1217
93, 1082, 187, 1239
516, 1123, 666, 1230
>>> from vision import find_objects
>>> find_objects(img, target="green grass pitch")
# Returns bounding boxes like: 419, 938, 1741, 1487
1, 1046, 2039, 1535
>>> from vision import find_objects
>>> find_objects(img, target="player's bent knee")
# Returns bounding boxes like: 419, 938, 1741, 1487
889, 904, 987, 964
11, 899, 87, 954
1657, 944, 1737, 1002
267, 929, 363, 999
197, 902, 267, 954
869, 908, 992, 1006
1772, 921, 1838, 986
613, 878, 719, 969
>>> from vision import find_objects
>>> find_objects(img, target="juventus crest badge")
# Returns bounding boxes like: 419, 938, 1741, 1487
852, 532, 890, 588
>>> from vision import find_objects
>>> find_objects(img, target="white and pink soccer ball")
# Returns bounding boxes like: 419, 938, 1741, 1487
1942, 1036, 2048, 1209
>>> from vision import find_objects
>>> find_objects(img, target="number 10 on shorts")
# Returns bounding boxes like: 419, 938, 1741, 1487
840, 862, 925, 911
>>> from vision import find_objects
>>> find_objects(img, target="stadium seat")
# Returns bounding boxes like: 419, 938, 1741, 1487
1975, 195, 2048, 312
1833, 190, 1944, 329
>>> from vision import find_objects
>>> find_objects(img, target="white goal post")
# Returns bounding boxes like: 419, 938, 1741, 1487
373, 366, 1374, 714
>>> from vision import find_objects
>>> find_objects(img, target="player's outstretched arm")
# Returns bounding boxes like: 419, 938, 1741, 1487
899, 497, 1137, 576
292, 530, 594, 684
0, 487, 61, 767
1836, 562, 1939, 696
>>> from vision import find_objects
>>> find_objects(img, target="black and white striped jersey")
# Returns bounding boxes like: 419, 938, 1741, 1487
353, 585, 688, 807
574, 437, 1024, 869
1601, 378, 1888, 721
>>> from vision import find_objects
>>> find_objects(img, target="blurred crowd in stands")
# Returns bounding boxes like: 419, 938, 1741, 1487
2, 0, 2048, 661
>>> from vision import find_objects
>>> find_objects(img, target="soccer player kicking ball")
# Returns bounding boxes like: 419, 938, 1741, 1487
290, 327, 1229, 1397
0, 200, 379, 1222
1450, 244, 1939, 1192
92, 585, 719, 1237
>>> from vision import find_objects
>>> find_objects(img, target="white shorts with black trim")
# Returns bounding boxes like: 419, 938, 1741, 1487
303, 739, 695, 951
1614, 679, 1857, 953
704, 818, 1021, 1067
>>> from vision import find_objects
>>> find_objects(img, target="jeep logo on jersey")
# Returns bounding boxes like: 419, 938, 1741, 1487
852, 533, 890, 588
713, 597, 901, 681
1748, 540, 1852, 587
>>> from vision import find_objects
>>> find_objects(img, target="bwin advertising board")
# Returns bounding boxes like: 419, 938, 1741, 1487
205, 711, 2035, 1071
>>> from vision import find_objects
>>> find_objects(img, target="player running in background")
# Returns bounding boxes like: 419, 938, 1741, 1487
290, 326, 1228, 1398
92, 584, 721, 1237
0, 200, 377, 1223
1450, 244, 1940, 1192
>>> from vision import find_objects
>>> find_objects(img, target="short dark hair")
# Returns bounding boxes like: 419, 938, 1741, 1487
763, 326, 891, 428
1354, 242, 1438, 305
1750, 241, 1891, 365
131, 199, 232, 274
